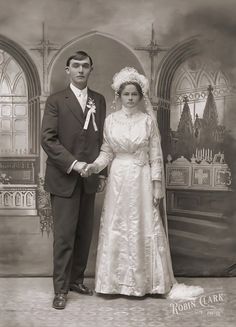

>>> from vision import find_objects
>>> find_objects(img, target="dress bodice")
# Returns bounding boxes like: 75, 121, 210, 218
94, 108, 163, 182
104, 110, 150, 155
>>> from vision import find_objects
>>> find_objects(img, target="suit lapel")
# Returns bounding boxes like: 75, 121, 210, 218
64, 86, 84, 125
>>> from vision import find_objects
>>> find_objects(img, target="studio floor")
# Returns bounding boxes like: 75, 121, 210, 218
0, 277, 235, 327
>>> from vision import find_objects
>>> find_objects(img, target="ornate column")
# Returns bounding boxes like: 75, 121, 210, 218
30, 22, 59, 177
30, 22, 59, 95
135, 25, 170, 156
135, 24, 169, 98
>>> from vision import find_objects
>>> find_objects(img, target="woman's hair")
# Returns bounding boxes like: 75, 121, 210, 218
117, 81, 143, 99
66, 51, 93, 67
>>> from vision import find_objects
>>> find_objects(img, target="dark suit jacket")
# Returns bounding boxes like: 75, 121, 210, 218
41, 86, 106, 197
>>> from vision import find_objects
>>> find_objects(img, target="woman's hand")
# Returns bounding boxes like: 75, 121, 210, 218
153, 197, 162, 207
153, 180, 164, 207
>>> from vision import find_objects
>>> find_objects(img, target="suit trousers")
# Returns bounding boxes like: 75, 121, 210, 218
51, 178, 95, 294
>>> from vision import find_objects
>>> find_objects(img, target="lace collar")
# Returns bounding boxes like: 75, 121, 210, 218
121, 106, 140, 118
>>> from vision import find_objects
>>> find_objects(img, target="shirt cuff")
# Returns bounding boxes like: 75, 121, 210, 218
67, 160, 78, 174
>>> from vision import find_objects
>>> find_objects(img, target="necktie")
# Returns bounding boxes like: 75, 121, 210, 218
78, 93, 86, 111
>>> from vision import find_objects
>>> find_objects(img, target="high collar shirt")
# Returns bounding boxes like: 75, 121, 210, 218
70, 83, 88, 112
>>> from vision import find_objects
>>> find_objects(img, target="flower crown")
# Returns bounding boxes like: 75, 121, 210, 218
111, 67, 149, 95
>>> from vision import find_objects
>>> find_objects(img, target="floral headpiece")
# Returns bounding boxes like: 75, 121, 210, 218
111, 67, 149, 96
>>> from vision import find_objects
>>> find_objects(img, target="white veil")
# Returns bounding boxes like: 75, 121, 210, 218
111, 68, 204, 300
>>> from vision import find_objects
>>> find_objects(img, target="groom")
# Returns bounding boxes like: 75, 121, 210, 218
41, 51, 106, 309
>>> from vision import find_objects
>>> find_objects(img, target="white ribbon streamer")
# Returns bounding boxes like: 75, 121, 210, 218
83, 107, 98, 131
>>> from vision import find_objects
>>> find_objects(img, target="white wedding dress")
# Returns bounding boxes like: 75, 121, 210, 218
93, 107, 203, 299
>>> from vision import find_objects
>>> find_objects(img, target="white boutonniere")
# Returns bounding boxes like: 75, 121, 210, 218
83, 97, 98, 131
87, 98, 96, 112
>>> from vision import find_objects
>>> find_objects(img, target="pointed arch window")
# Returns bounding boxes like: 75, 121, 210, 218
0, 50, 28, 155
170, 56, 232, 132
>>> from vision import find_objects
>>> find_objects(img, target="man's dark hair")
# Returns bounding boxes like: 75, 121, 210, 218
66, 51, 93, 67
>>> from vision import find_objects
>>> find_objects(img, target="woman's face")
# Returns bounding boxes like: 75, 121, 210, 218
120, 84, 141, 109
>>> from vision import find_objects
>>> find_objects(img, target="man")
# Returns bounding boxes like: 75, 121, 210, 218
41, 51, 106, 309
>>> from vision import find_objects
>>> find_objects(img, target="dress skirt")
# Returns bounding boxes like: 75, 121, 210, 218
95, 154, 175, 296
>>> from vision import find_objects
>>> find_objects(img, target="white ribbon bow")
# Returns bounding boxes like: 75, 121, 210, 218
83, 107, 98, 131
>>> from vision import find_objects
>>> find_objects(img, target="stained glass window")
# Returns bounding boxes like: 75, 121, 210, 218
0, 50, 28, 155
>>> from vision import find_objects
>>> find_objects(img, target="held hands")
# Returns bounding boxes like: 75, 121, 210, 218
80, 163, 97, 178
72, 161, 97, 177
72, 162, 106, 192
72, 162, 87, 174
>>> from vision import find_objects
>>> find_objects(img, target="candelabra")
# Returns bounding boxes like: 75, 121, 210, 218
193, 148, 213, 163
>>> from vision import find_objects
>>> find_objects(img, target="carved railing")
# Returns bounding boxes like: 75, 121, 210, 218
0, 156, 37, 215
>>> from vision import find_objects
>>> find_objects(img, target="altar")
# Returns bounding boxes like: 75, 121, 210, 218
164, 84, 235, 276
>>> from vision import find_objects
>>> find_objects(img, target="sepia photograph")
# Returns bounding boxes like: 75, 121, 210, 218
0, 0, 235, 326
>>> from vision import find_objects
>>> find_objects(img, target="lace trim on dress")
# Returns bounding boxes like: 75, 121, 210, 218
149, 157, 162, 164
112, 111, 145, 126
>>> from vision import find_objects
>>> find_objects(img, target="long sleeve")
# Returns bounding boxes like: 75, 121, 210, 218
149, 119, 163, 182
93, 117, 114, 173
41, 95, 76, 173
98, 95, 108, 177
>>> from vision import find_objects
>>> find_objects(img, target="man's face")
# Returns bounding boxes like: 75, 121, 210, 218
66, 57, 93, 89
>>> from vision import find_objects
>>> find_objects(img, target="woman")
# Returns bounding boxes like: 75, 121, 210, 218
84, 67, 203, 299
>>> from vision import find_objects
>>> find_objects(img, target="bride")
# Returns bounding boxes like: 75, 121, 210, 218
83, 67, 203, 300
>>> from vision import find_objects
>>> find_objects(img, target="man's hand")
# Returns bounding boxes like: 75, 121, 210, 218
97, 177, 106, 193
73, 162, 87, 174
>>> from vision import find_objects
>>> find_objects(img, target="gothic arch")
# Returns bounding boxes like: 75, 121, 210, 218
48, 30, 145, 81
48, 31, 146, 113
155, 37, 201, 153
156, 37, 201, 100
0, 35, 41, 154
